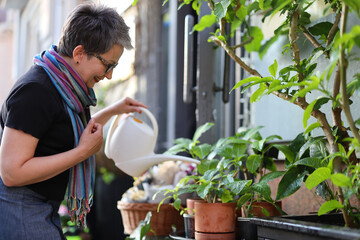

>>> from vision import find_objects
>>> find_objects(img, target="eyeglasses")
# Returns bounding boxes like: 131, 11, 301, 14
91, 54, 118, 73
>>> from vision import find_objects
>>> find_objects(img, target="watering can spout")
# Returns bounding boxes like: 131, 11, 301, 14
115, 154, 200, 177
105, 107, 200, 177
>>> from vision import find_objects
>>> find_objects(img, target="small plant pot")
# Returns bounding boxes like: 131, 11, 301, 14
183, 213, 195, 239
194, 202, 236, 237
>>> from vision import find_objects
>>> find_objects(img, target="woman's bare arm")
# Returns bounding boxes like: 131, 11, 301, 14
0, 119, 103, 187
92, 97, 147, 126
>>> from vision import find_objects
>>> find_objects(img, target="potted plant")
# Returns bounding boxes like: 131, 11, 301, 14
158, 123, 286, 239
156, 122, 247, 239
162, 0, 360, 237
214, 126, 285, 218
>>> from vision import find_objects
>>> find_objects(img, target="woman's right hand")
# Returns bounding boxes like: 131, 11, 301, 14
77, 118, 103, 159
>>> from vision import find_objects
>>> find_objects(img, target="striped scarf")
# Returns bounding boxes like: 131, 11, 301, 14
34, 45, 96, 226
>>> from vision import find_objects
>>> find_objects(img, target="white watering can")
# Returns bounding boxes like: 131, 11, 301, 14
104, 107, 200, 176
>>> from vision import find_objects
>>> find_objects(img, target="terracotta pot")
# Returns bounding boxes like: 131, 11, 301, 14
249, 200, 282, 217
195, 231, 236, 240
186, 198, 205, 215
194, 202, 236, 234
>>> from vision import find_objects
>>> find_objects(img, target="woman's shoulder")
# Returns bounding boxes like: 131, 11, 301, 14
15, 65, 56, 91
6, 65, 63, 109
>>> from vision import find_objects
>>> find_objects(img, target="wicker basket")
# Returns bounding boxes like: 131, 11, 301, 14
117, 201, 184, 236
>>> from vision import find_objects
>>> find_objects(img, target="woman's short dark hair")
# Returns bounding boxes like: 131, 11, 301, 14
58, 3, 133, 57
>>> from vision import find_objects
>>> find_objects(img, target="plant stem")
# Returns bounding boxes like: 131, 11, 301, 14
289, 5, 304, 84
339, 4, 360, 145
300, 25, 324, 50
326, 11, 341, 48
232, 36, 254, 50
338, 3, 356, 228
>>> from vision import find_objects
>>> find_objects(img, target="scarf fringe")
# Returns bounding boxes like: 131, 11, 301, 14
68, 195, 93, 228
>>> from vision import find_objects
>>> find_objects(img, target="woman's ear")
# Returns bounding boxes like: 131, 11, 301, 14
73, 45, 86, 64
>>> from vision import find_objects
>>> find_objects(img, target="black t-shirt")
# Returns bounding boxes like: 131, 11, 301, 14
0, 64, 74, 201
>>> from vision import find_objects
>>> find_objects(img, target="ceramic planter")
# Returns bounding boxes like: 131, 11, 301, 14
194, 202, 236, 240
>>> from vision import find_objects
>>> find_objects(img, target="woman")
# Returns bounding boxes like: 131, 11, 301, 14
0, 3, 146, 239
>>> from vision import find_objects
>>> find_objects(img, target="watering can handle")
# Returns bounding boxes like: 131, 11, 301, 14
139, 107, 158, 141
104, 107, 159, 159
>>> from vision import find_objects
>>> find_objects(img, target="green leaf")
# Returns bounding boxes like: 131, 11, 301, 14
291, 76, 320, 102
305, 122, 321, 135
259, 171, 285, 183
220, 189, 233, 203
231, 76, 261, 93
313, 97, 330, 111
294, 157, 324, 168
347, 75, 360, 96
303, 99, 317, 129
298, 11, 311, 26
270, 0, 292, 17
343, 0, 360, 18
240, 126, 263, 140
244, 27, 264, 52
267, 81, 300, 94
193, 144, 212, 159
197, 159, 219, 175
229, 180, 252, 195
269, 59, 278, 77
164, 138, 192, 155
318, 200, 343, 216
214, 0, 231, 21
236, 5, 247, 21
298, 136, 325, 159
268, 79, 281, 92
252, 182, 272, 200
330, 173, 352, 187
128, 211, 152, 239
193, 14, 217, 32
276, 167, 307, 200
133, 0, 139, 5
308, 22, 336, 37
250, 83, 267, 103
193, 122, 214, 143
241, 77, 273, 93
305, 167, 331, 190
173, 198, 182, 211
272, 144, 295, 163
258, 0, 265, 9
197, 182, 212, 199
246, 154, 262, 174
237, 193, 253, 207
203, 168, 220, 182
